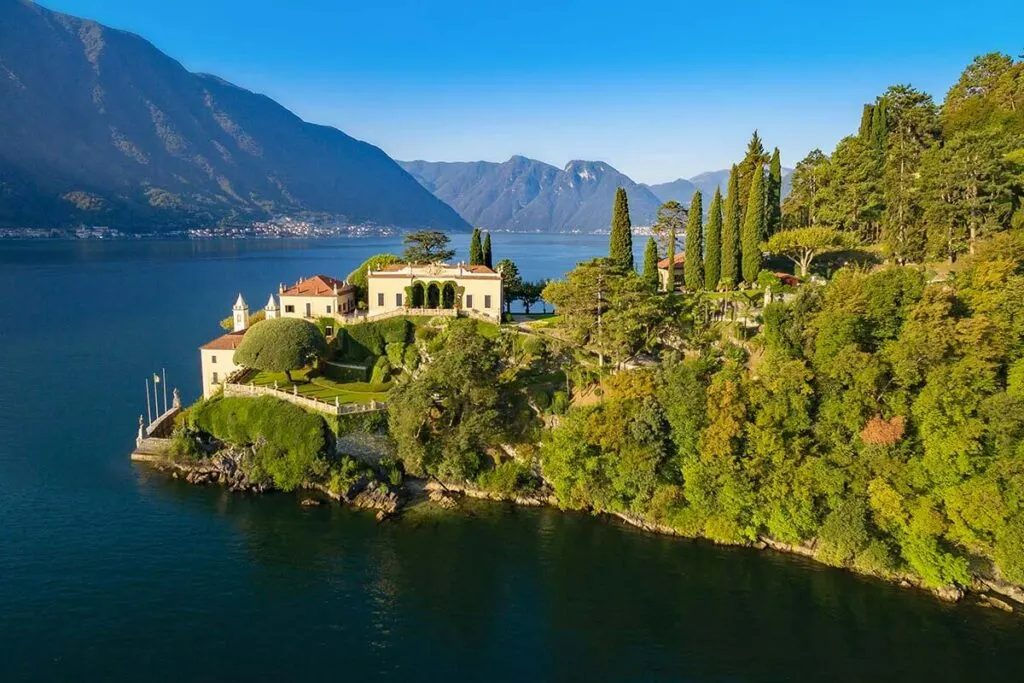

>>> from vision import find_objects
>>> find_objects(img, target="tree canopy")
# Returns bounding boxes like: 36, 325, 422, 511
402, 230, 455, 264
232, 318, 327, 381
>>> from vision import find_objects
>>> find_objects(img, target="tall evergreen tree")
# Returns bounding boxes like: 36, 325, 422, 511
721, 165, 741, 289
858, 104, 876, 138
742, 166, 766, 284
737, 131, 770, 225
609, 187, 634, 271
870, 97, 889, 152
766, 148, 783, 237
684, 191, 704, 290
469, 228, 483, 265
641, 237, 660, 291
705, 188, 723, 290
482, 232, 493, 269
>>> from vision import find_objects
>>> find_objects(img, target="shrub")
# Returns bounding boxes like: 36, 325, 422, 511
477, 460, 538, 498
191, 396, 332, 491
817, 499, 871, 567
550, 391, 570, 415
232, 318, 327, 376
370, 356, 392, 384
386, 342, 406, 366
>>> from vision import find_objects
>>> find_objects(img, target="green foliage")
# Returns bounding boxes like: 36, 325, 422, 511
469, 228, 484, 265
684, 190, 704, 290
609, 187, 634, 272
641, 237, 660, 291
403, 230, 455, 264
232, 318, 327, 376
721, 165, 741, 289
192, 396, 332, 491
705, 189, 723, 290
477, 459, 539, 498
652, 200, 686, 290
742, 164, 766, 283
346, 253, 402, 303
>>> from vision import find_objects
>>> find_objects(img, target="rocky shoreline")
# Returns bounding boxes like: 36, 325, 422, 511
149, 451, 1022, 614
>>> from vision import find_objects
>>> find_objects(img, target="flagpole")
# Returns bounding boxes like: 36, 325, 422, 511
145, 378, 152, 425
162, 368, 168, 414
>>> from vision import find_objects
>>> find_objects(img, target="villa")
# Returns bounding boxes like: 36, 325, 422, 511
657, 253, 685, 292
366, 262, 503, 321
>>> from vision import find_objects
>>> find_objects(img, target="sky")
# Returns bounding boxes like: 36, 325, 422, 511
39, 0, 1024, 184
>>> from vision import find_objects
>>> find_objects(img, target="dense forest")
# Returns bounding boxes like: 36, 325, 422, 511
385, 52, 1024, 596
179, 53, 1024, 600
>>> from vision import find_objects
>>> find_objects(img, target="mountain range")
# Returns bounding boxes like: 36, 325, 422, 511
401, 158, 794, 232
0, 0, 468, 232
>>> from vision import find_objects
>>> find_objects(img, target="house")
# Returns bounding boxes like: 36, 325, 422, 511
657, 253, 685, 292
277, 274, 357, 321
199, 294, 250, 398
366, 262, 503, 321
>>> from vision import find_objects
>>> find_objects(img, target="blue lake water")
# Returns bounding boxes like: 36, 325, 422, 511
1, 233, 1022, 682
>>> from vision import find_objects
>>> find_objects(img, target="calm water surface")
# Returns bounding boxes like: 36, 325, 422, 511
1, 234, 1022, 682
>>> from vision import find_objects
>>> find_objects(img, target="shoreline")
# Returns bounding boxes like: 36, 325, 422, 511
142, 454, 1024, 614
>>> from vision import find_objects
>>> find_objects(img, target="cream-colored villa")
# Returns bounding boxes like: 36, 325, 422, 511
366, 262, 503, 321
199, 264, 503, 397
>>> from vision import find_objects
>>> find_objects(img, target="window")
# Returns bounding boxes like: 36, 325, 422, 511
285, 305, 295, 313
211, 355, 217, 364
377, 293, 385, 307
212, 372, 218, 383
396, 292, 403, 307
466, 294, 473, 309
484, 295, 492, 309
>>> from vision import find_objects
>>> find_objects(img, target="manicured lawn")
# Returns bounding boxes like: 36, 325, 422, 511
250, 367, 389, 405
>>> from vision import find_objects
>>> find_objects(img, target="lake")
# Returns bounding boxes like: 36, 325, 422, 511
1, 233, 1022, 682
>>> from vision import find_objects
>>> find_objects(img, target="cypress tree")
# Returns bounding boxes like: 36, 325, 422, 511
609, 187, 634, 271
482, 232, 493, 269
858, 104, 875, 138
720, 165, 741, 289
469, 228, 483, 265
641, 237, 660, 291
742, 167, 766, 284
684, 191, 704, 290
766, 148, 782, 237
737, 131, 768, 225
705, 188, 723, 290
870, 97, 888, 152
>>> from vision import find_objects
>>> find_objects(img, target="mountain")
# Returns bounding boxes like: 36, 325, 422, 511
0, 0, 468, 232
400, 157, 664, 232
645, 178, 698, 206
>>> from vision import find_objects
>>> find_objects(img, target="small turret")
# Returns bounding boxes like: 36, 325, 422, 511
233, 293, 249, 332
265, 294, 279, 320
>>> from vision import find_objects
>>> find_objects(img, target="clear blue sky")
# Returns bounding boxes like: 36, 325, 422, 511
40, 0, 1024, 183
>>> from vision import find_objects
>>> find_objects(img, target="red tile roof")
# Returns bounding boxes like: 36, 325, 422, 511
657, 253, 685, 268
280, 274, 354, 297
201, 330, 247, 351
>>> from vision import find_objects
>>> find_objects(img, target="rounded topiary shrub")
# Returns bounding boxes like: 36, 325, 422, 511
232, 318, 327, 378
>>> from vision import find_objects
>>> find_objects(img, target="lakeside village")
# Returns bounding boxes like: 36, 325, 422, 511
133, 106, 1024, 610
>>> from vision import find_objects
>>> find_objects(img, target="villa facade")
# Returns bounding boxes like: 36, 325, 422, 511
366, 262, 503, 321
276, 274, 357, 320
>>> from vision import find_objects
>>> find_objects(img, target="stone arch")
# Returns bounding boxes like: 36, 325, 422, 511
426, 281, 441, 308
441, 280, 457, 309
410, 281, 426, 308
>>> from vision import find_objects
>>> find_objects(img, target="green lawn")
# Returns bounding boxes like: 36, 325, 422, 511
250, 367, 389, 405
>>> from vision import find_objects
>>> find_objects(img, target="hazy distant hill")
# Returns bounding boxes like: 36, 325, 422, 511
0, 0, 468, 232
400, 157, 665, 232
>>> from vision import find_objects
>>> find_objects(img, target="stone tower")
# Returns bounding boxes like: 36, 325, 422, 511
233, 293, 249, 332
265, 294, 279, 320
